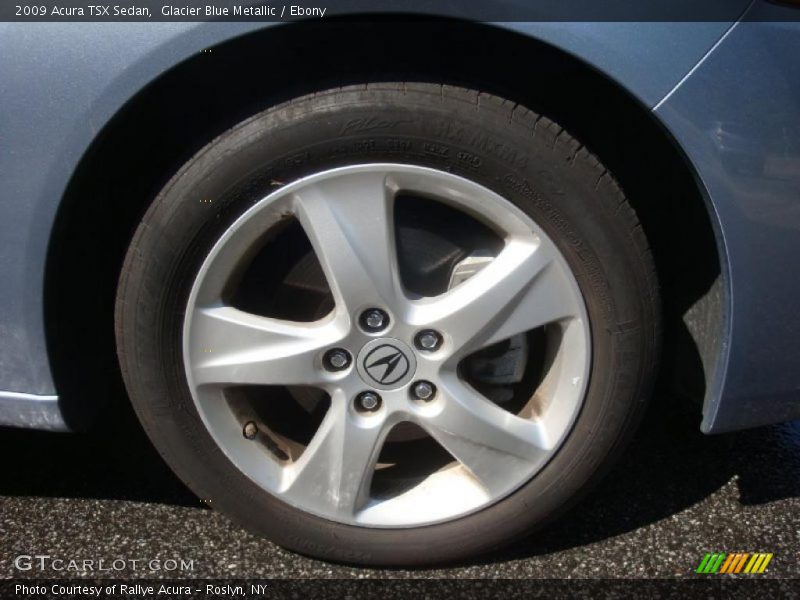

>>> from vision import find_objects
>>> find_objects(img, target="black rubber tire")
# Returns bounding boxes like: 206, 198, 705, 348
115, 83, 661, 566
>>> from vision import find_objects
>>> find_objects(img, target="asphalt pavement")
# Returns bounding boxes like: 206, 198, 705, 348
1, 394, 798, 580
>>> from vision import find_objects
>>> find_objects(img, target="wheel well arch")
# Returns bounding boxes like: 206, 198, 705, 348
45, 17, 724, 429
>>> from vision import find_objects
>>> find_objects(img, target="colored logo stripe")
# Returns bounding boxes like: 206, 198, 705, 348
719, 554, 736, 573
697, 553, 773, 574
721, 553, 747, 574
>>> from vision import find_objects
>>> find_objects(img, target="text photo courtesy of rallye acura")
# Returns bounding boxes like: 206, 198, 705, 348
1, 0, 799, 565
15, 584, 253, 597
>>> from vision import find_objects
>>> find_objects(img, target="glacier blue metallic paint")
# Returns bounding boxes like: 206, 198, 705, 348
0, 0, 797, 433
656, 1, 800, 432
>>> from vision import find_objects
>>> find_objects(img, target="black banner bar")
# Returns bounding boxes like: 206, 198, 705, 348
1, 0, 799, 23
3, 579, 800, 600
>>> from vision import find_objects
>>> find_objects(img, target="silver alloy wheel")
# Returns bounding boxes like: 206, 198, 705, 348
182, 164, 591, 527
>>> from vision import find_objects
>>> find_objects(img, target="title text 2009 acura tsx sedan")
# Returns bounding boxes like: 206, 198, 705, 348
2, 0, 800, 565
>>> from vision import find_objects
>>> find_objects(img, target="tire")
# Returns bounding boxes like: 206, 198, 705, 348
115, 83, 660, 565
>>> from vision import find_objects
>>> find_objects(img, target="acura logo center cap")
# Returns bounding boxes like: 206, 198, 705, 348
357, 338, 417, 390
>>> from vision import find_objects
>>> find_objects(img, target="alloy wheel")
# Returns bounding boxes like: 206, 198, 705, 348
182, 163, 591, 527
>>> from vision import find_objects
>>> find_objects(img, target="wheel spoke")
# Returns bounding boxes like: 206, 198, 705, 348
423, 378, 550, 493
409, 239, 572, 356
478, 260, 582, 349
292, 171, 404, 316
187, 306, 340, 387
282, 398, 387, 518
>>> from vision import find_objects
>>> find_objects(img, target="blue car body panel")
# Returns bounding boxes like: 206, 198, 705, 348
0, 0, 797, 432
656, 2, 800, 432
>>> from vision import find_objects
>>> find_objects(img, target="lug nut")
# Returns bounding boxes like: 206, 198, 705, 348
323, 348, 351, 371
355, 391, 382, 413
243, 421, 258, 439
412, 381, 436, 401
415, 329, 442, 351
361, 308, 389, 332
